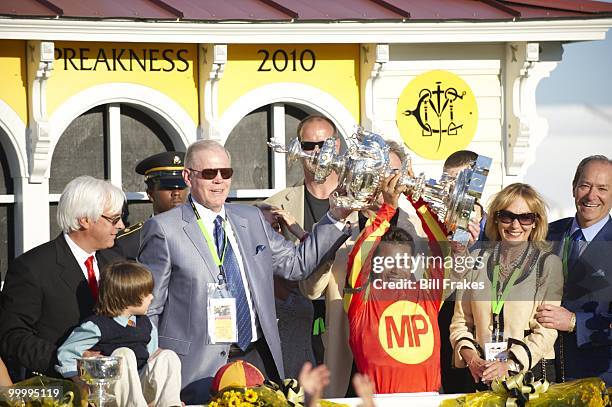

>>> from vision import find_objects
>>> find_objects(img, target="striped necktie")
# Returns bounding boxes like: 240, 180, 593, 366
214, 216, 253, 350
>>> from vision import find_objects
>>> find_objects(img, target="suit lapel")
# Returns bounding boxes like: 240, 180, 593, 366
225, 205, 252, 266
181, 204, 219, 282
55, 235, 96, 311
55, 234, 86, 292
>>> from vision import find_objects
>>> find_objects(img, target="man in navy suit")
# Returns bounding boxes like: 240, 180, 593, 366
536, 155, 611, 385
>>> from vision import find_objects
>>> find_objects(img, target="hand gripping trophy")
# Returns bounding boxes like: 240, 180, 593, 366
268, 128, 491, 244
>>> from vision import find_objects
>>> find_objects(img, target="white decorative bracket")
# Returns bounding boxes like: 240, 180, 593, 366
504, 42, 561, 176
199, 44, 227, 141
27, 41, 54, 183
360, 43, 389, 132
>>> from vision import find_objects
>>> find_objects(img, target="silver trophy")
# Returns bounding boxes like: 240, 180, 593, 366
78, 356, 122, 407
268, 129, 491, 243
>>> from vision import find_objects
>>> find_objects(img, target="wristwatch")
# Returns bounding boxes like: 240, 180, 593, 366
568, 313, 577, 333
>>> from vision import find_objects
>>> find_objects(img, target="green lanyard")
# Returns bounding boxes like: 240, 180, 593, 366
561, 234, 571, 280
190, 197, 227, 269
491, 264, 521, 315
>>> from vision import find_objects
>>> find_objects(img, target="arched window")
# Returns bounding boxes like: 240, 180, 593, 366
49, 104, 178, 237
0, 133, 15, 282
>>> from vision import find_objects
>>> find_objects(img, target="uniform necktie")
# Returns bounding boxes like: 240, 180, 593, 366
568, 228, 584, 269
214, 215, 253, 350
85, 255, 98, 301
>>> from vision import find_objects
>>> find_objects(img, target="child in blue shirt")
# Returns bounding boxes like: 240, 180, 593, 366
56, 261, 182, 407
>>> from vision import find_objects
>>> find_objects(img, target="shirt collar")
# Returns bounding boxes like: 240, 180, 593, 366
191, 195, 226, 223
63, 233, 96, 264
113, 315, 136, 327
570, 214, 611, 241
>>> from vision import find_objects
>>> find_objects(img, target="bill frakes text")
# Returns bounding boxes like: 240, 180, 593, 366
372, 278, 484, 290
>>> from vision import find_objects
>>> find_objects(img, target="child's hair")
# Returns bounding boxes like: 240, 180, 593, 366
95, 261, 154, 317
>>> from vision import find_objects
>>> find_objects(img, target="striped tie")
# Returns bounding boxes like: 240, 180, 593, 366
568, 228, 584, 269
214, 216, 253, 350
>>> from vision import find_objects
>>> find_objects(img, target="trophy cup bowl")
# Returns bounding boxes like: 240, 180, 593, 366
78, 356, 121, 407
268, 129, 492, 244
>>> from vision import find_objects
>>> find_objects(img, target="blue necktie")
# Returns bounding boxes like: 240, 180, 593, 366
568, 228, 584, 269
214, 216, 253, 350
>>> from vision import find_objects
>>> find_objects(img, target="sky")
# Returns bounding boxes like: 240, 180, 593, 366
526, 26, 612, 218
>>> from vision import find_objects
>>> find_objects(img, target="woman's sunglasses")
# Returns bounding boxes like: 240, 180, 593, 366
496, 210, 538, 226
189, 167, 233, 180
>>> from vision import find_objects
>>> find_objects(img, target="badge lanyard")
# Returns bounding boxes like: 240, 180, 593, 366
561, 233, 572, 280
491, 264, 521, 342
189, 196, 228, 285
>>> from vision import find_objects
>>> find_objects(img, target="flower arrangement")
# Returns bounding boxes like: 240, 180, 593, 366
208, 386, 290, 407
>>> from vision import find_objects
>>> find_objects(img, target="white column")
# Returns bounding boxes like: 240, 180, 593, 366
271, 103, 287, 189
14, 177, 50, 254
106, 104, 122, 188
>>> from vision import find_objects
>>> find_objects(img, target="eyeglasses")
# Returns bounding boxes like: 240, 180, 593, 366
300, 141, 326, 151
189, 168, 233, 180
496, 210, 538, 226
100, 214, 123, 226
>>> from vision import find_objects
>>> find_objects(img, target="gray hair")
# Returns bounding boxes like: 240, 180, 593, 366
57, 176, 125, 233
185, 140, 231, 168
386, 139, 407, 163
572, 155, 612, 189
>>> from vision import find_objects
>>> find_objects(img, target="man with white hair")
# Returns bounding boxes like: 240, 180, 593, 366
0, 175, 125, 380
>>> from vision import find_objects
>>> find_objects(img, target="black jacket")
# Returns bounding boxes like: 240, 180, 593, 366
0, 234, 120, 378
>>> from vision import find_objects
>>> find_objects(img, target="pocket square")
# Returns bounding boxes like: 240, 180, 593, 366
591, 269, 606, 278
256, 245, 266, 254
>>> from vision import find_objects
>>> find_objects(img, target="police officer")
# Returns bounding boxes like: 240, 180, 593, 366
112, 151, 188, 259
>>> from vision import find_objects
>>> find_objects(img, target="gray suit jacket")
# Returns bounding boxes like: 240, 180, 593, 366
138, 200, 349, 403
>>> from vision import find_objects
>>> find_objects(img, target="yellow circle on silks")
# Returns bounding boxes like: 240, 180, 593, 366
396, 70, 478, 160
378, 301, 434, 364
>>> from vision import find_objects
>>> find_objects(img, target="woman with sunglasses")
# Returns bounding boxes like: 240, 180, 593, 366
449, 183, 563, 391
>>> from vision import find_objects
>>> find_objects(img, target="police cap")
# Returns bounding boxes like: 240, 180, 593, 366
136, 151, 187, 189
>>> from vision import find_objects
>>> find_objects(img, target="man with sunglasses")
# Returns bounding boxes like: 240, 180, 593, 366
111, 151, 188, 260
0, 176, 125, 381
537, 155, 612, 386
265, 115, 340, 383
138, 139, 352, 404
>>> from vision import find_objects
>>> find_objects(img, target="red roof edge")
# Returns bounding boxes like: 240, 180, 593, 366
502, 0, 612, 14
147, 0, 184, 19
258, 0, 299, 19
369, 0, 411, 18
478, 0, 521, 17
33, 0, 63, 16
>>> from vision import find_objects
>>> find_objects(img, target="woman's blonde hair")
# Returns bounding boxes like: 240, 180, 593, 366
95, 261, 154, 317
485, 183, 549, 244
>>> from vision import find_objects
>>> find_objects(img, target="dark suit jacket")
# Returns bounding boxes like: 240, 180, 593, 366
547, 216, 612, 385
0, 234, 120, 378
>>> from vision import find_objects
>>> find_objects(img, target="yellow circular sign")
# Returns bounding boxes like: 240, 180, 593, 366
378, 301, 434, 364
396, 70, 478, 160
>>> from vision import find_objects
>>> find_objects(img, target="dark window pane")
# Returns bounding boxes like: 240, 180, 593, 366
226, 107, 270, 189
121, 104, 174, 192
49, 202, 60, 243
0, 135, 14, 194
284, 105, 309, 187
0, 205, 14, 282
0, 138, 14, 280
50, 106, 106, 194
